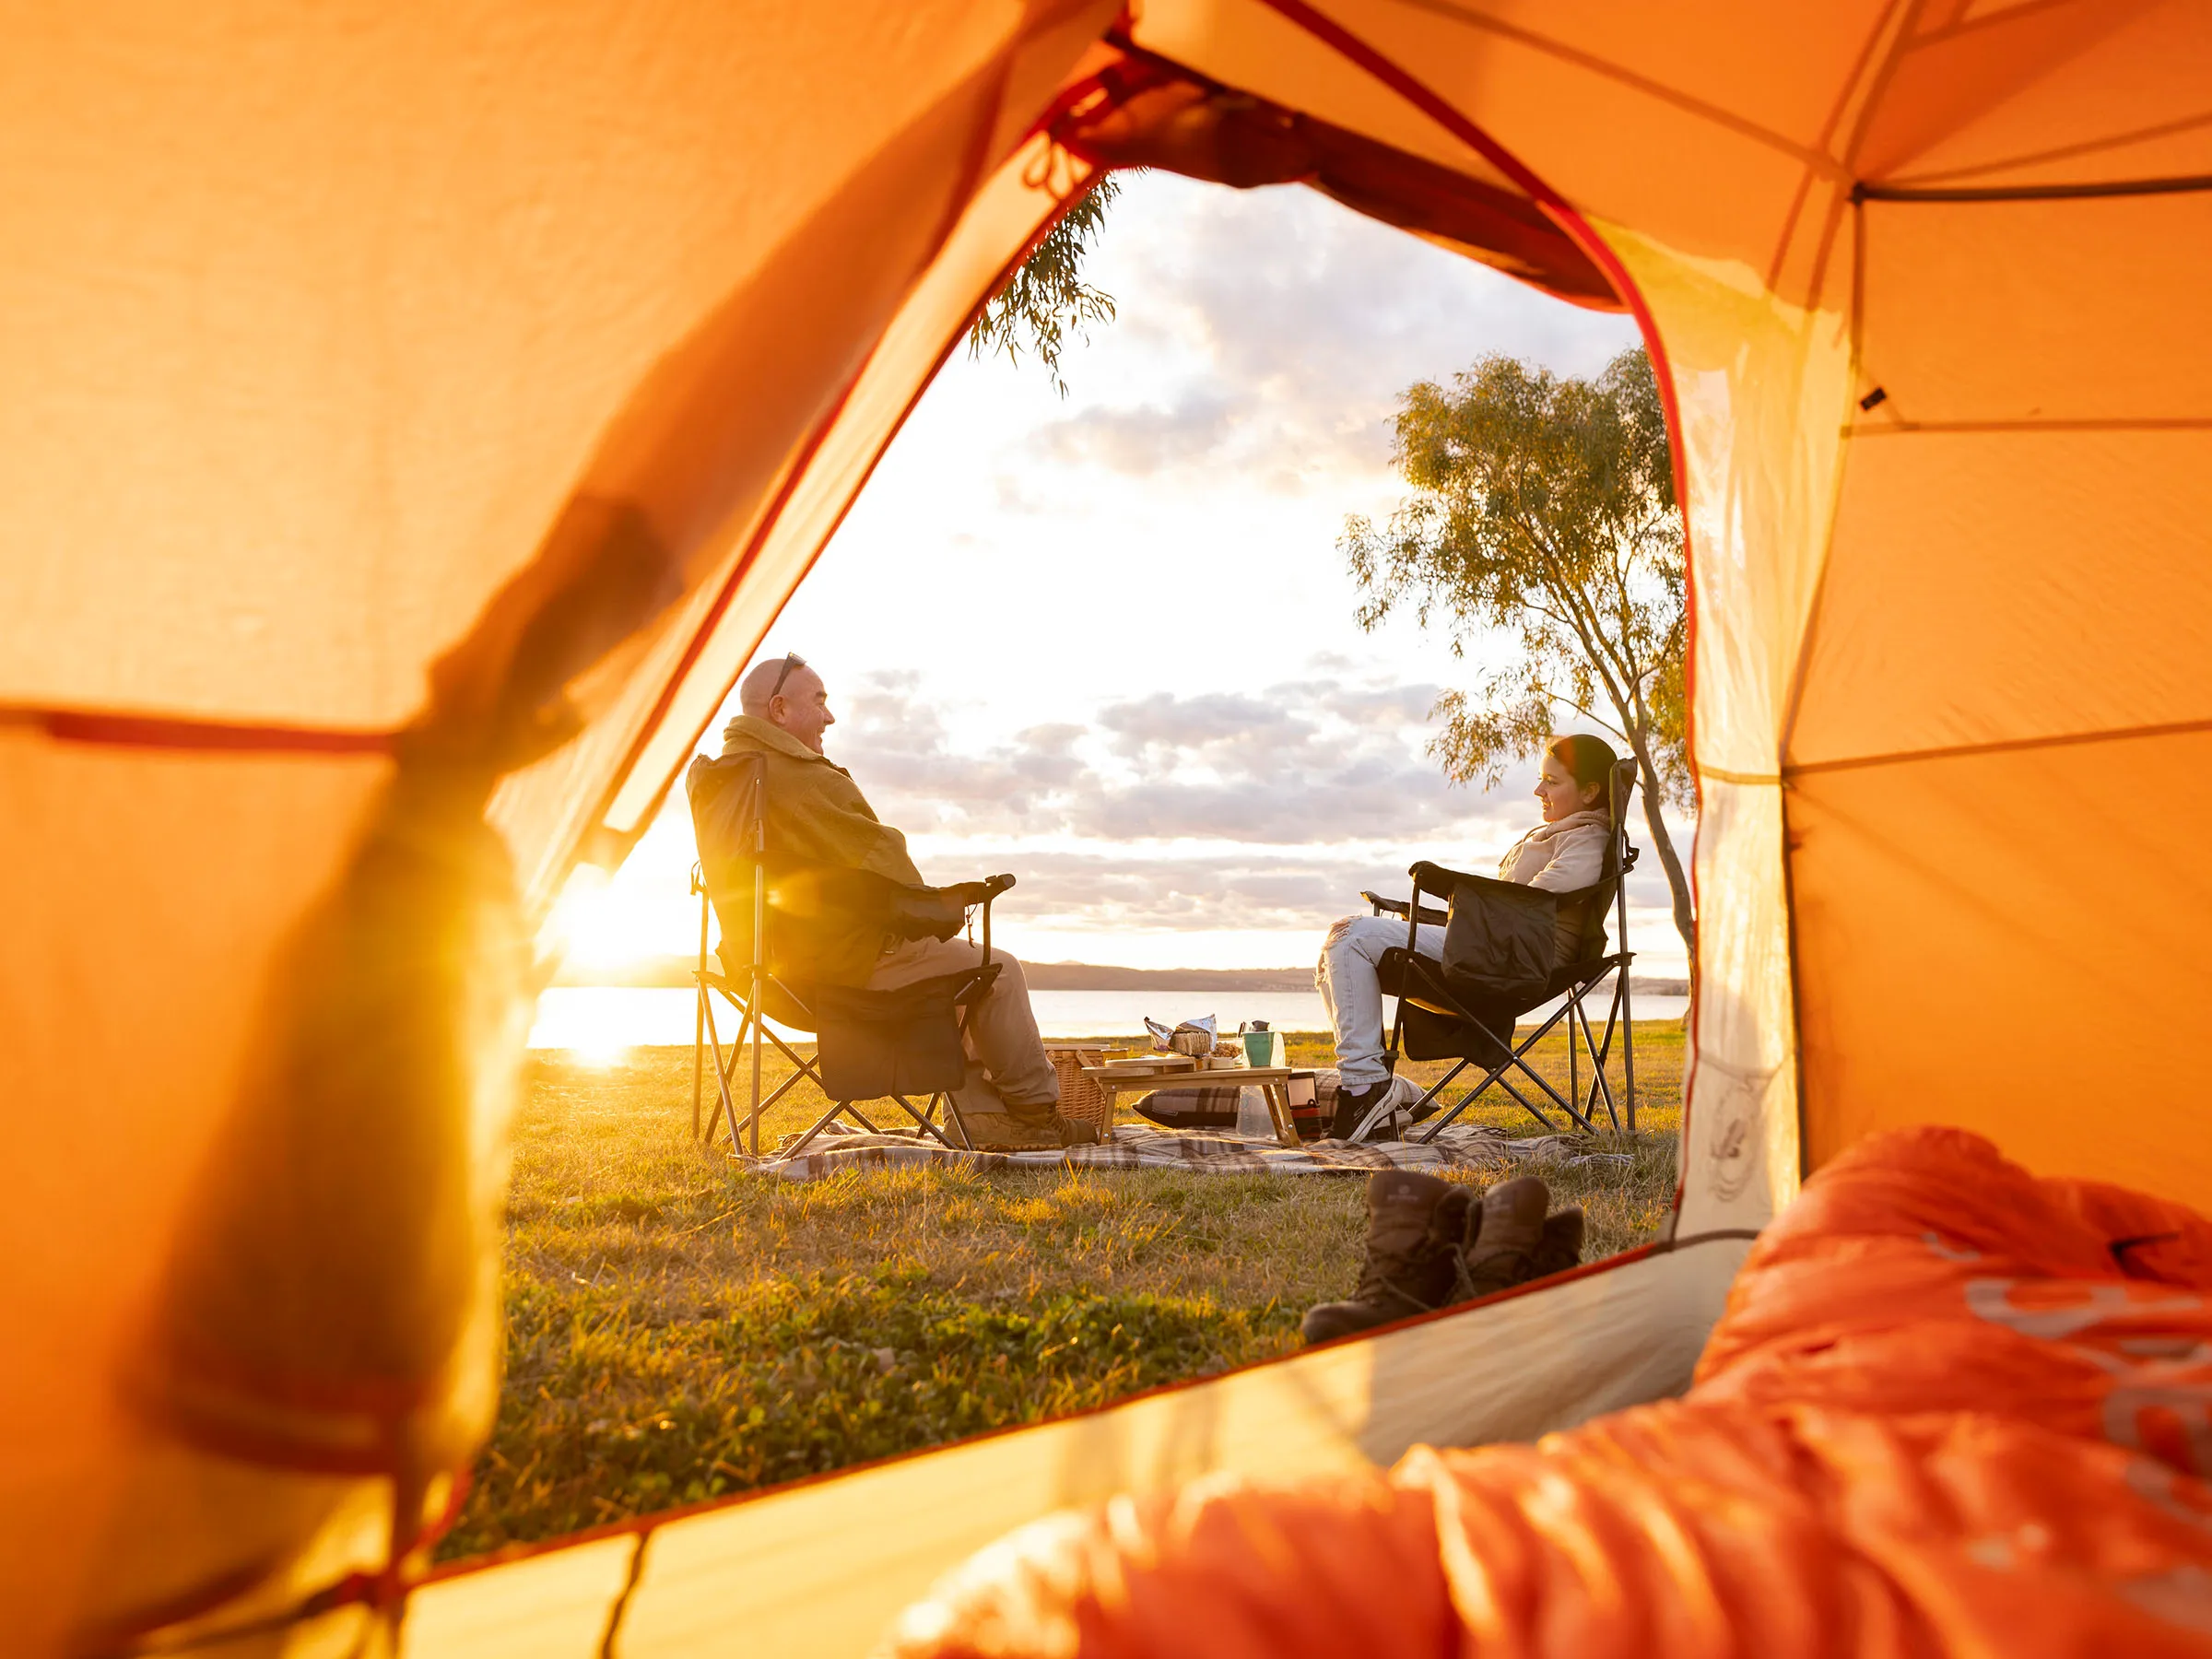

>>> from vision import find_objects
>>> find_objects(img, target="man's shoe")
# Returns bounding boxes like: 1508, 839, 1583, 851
1528, 1206, 1585, 1281
1045, 1112, 1101, 1147
1461, 1175, 1551, 1298
1329, 1078, 1395, 1141
956, 1108, 1099, 1151
1007, 1098, 1102, 1147
1301, 1171, 1477, 1343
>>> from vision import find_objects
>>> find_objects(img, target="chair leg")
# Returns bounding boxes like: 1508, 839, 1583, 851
748, 981, 766, 1158
1500, 1004, 1600, 1133
1621, 968, 1639, 1135
1568, 993, 1579, 1131
936, 1089, 973, 1149
1572, 994, 1623, 1135
714, 995, 791, 1153
784, 1099, 861, 1159
1351, 1058, 1472, 1142
1492, 1072, 1561, 1134
698, 990, 722, 1147
708, 988, 843, 1154
716, 1003, 796, 1154
888, 1093, 955, 1148
1501, 1040, 1597, 1133
1583, 976, 1629, 1132
1416, 1006, 1595, 1140
745, 1065, 816, 1122
700, 991, 741, 1151
1413, 1048, 1525, 1141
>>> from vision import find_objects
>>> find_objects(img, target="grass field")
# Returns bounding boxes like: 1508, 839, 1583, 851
439, 1023, 1684, 1562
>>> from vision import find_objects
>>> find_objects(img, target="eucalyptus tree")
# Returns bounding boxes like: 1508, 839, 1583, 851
967, 176, 1121, 397
1344, 346, 1694, 950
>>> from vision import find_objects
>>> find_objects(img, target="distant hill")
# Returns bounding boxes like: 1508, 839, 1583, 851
552, 954, 1688, 998
548, 956, 1316, 991
1023, 963, 1315, 993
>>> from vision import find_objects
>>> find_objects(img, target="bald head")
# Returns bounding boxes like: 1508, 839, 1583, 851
741, 653, 834, 752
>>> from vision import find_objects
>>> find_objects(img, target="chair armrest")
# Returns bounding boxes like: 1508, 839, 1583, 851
1363, 890, 1448, 925
939, 874, 1017, 911
1407, 859, 1499, 894
880, 874, 1018, 944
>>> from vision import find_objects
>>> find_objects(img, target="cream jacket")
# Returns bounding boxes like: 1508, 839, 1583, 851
1498, 807, 1611, 892
1498, 807, 1614, 967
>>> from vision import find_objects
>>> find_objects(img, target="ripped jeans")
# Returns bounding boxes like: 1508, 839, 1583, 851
1315, 913, 1444, 1088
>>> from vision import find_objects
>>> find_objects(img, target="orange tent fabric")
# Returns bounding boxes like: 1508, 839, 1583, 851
882, 1128, 2212, 1656
6, 0, 2210, 1651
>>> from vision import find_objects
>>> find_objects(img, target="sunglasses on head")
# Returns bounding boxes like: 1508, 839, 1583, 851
769, 653, 808, 700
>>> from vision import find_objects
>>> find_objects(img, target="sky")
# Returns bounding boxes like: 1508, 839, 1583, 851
551, 170, 1690, 981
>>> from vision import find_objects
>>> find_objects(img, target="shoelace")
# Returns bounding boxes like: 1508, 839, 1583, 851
1445, 1248, 1481, 1304
1354, 1235, 1465, 1314
1355, 1269, 1447, 1314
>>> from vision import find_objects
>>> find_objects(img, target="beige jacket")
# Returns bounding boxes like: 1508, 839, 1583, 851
715, 714, 925, 985
1498, 808, 1614, 966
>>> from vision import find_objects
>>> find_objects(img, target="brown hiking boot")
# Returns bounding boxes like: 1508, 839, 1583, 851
1301, 1171, 1477, 1344
1461, 1175, 1551, 1298
953, 1107, 1100, 1151
1529, 1206, 1584, 1282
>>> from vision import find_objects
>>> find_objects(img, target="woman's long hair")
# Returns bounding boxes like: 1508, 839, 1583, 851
1547, 733, 1620, 809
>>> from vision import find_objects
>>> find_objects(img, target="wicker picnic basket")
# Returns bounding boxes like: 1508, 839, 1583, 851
1044, 1045, 1112, 1132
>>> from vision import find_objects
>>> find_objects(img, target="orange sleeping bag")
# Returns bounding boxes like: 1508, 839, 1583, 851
884, 1128, 2212, 1656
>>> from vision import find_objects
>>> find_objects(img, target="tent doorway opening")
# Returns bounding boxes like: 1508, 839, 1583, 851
482, 162, 1692, 1559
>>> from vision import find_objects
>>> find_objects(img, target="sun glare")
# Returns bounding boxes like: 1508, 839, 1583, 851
527, 987, 634, 1067
541, 865, 653, 971
569, 1030, 630, 1069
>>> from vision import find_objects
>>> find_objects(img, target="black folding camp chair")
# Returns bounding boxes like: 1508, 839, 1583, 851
685, 751, 1014, 1159
1348, 758, 1641, 1143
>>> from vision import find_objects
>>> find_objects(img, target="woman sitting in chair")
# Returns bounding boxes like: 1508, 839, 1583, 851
1316, 733, 1619, 1137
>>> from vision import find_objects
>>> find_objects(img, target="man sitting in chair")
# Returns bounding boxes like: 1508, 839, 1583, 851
1315, 733, 1620, 1138
712, 653, 1097, 1149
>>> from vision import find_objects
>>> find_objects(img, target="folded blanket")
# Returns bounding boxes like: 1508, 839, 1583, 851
881, 1127, 2212, 1657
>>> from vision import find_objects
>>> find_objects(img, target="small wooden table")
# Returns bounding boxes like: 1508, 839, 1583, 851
1078, 1061, 1303, 1147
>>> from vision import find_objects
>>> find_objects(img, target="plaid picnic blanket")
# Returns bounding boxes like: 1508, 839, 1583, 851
739, 1121, 1633, 1182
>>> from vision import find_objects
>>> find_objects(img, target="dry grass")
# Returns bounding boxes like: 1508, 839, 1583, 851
440, 1021, 1684, 1562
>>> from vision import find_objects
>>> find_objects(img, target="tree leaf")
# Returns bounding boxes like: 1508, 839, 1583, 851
967, 174, 1122, 399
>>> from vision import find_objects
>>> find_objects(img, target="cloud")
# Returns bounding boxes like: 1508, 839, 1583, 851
1099, 690, 1308, 755
808, 670, 1697, 954
1028, 173, 1643, 485
1037, 390, 1240, 474
823, 670, 1530, 847
970, 848, 1684, 958
829, 674, 1086, 817
970, 848, 1412, 935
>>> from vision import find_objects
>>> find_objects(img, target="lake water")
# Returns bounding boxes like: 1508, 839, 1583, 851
527, 985, 1689, 1054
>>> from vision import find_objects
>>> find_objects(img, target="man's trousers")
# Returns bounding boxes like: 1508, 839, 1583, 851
865, 937, 1058, 1110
